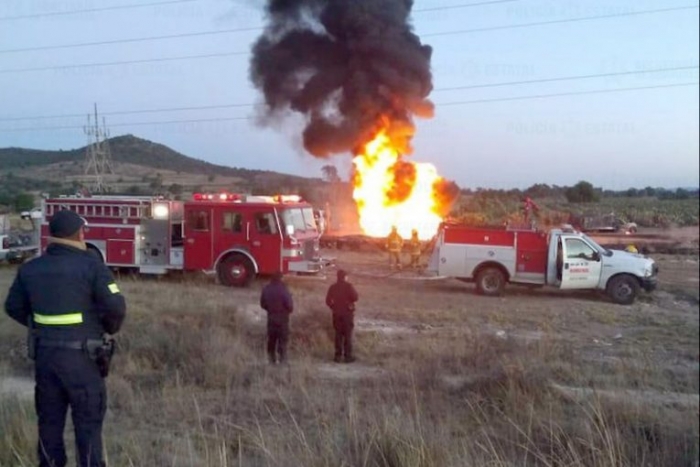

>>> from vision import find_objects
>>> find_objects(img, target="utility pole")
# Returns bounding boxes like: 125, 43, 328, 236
83, 103, 114, 194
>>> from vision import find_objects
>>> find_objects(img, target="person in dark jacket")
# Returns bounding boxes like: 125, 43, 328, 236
4, 209, 126, 467
260, 272, 294, 364
325, 269, 359, 363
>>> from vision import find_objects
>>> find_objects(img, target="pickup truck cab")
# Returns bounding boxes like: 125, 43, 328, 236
427, 223, 658, 305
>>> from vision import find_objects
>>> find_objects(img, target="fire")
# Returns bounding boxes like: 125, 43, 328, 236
352, 129, 446, 240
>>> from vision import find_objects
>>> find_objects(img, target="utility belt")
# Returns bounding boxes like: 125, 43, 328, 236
29, 335, 116, 378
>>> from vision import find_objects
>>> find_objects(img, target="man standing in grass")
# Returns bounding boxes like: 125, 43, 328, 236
386, 226, 403, 270
325, 269, 359, 363
4, 209, 126, 467
260, 272, 294, 364
408, 229, 422, 269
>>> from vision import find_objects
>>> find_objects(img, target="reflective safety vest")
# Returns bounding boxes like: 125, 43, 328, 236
410, 238, 421, 255
387, 233, 403, 252
34, 312, 83, 326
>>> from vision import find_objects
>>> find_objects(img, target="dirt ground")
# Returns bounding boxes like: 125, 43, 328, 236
0, 247, 698, 466
2, 248, 698, 393
216, 246, 698, 398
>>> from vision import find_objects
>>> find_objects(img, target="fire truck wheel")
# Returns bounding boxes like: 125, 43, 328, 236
606, 274, 639, 305
217, 254, 255, 287
475, 267, 506, 296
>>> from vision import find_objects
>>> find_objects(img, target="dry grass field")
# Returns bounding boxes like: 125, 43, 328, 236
0, 248, 698, 467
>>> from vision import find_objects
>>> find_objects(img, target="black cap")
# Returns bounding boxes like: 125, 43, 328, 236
49, 210, 86, 238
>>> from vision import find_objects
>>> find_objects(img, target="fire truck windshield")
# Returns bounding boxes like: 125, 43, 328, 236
301, 207, 317, 230
282, 208, 305, 233
281, 208, 317, 234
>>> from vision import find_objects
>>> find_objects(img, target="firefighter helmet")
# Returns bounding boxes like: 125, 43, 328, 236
625, 245, 638, 254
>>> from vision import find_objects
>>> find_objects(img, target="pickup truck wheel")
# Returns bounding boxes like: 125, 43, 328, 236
476, 267, 506, 296
218, 254, 255, 287
8, 255, 24, 265
607, 274, 639, 305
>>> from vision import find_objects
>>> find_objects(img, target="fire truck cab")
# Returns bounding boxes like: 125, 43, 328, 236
427, 223, 658, 305
40, 193, 325, 287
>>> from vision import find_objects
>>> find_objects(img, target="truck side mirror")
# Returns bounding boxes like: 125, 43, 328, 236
285, 224, 294, 236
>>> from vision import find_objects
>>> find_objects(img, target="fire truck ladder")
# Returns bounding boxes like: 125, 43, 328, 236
46, 198, 154, 221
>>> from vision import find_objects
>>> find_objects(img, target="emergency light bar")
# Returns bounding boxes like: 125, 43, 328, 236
274, 194, 302, 203
192, 193, 243, 202
192, 193, 305, 203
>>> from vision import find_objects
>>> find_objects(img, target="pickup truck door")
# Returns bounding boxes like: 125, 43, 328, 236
559, 235, 603, 289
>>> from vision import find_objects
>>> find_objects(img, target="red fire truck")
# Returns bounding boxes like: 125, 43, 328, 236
40, 193, 326, 286
426, 222, 658, 305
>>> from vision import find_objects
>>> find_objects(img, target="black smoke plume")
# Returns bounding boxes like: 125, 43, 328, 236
250, 0, 434, 158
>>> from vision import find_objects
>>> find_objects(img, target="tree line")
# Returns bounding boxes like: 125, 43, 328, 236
461, 181, 698, 203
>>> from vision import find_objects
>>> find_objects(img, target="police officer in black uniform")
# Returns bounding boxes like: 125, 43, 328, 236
4, 209, 126, 467
325, 269, 359, 363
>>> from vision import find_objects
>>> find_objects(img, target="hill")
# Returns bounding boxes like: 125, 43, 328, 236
0, 135, 325, 206
0, 134, 311, 182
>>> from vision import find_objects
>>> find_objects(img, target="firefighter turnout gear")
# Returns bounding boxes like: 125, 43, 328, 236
325, 270, 359, 363
386, 227, 403, 270
409, 230, 421, 269
4, 211, 126, 467
260, 273, 294, 364
522, 196, 540, 223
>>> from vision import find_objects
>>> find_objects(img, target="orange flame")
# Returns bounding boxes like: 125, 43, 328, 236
352, 129, 447, 240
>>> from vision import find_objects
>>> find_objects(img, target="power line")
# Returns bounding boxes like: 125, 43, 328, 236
0, 26, 263, 55
0, 0, 518, 21
0, 51, 248, 74
0, 40, 696, 75
0, 66, 696, 122
1, 82, 696, 132
423, 4, 700, 37
414, 0, 519, 13
0, 0, 202, 21
0, 103, 256, 122
437, 82, 698, 106
433, 65, 700, 92
0, 116, 251, 132
1, 4, 696, 55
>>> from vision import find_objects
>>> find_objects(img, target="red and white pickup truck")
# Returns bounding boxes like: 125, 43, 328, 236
426, 223, 658, 305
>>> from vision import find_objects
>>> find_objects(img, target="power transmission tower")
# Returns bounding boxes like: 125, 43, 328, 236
83, 103, 114, 194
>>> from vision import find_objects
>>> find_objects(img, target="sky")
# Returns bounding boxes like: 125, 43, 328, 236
0, 0, 698, 190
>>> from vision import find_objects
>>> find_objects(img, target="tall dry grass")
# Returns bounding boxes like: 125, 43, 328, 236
0, 273, 698, 466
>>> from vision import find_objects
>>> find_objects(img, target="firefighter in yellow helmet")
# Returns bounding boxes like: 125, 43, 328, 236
625, 244, 638, 254
386, 226, 403, 270
408, 229, 422, 269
